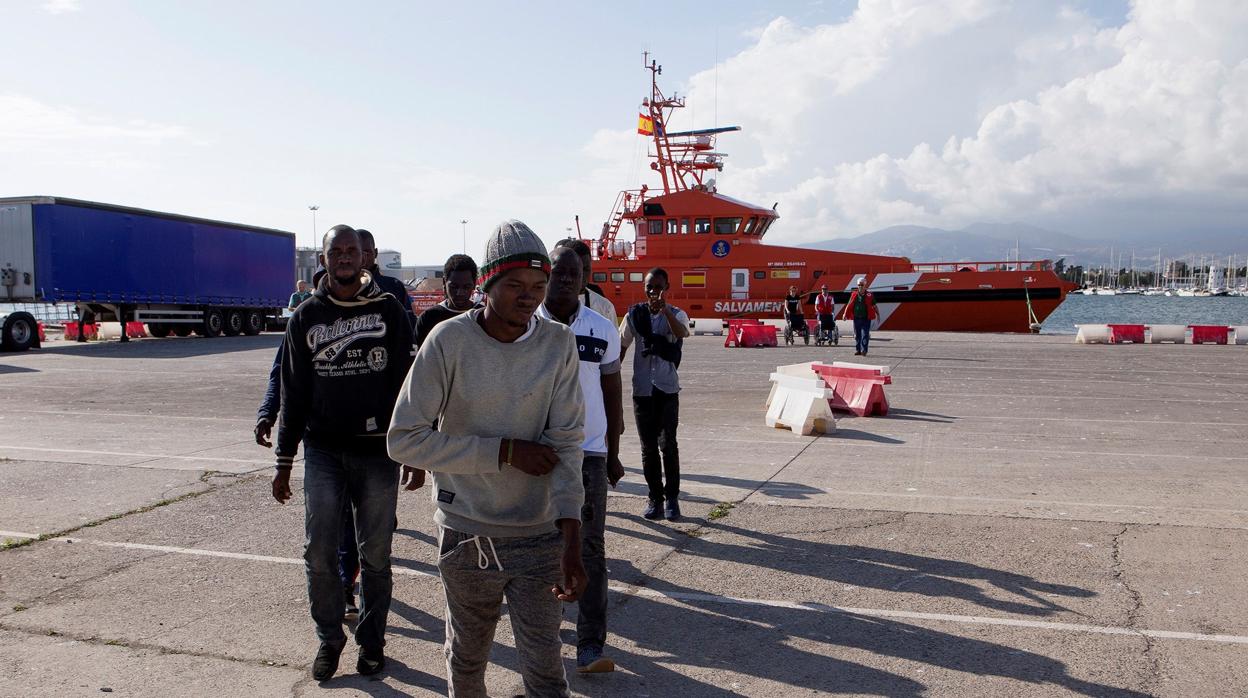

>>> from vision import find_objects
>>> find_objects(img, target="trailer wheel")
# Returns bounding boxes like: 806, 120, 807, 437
223, 309, 244, 337
200, 309, 224, 337
1, 312, 39, 352
243, 310, 264, 336
148, 323, 172, 338
174, 325, 193, 337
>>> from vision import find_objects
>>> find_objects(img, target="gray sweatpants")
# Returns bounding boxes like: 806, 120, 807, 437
437, 527, 569, 698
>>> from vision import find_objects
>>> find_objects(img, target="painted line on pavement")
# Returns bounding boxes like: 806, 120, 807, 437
752, 491, 1248, 518
5, 531, 1245, 646
12, 410, 253, 423
611, 587, 1248, 645
0, 444, 274, 466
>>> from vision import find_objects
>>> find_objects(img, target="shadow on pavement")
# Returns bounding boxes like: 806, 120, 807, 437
596, 567, 1148, 697
33, 334, 282, 359
609, 515, 1095, 617
0, 364, 39, 374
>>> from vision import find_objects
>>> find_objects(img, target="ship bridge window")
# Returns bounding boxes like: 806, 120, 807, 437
649, 220, 664, 236
743, 216, 759, 235
694, 218, 711, 234
592, 272, 607, 283
714, 217, 742, 235
610, 271, 625, 282
681, 218, 690, 234
629, 272, 644, 282
667, 219, 679, 235
756, 217, 773, 236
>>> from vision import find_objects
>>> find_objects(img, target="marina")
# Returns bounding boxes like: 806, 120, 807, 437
2, 331, 1245, 696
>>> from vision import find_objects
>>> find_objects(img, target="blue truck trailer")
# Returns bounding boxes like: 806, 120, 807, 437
0, 196, 296, 351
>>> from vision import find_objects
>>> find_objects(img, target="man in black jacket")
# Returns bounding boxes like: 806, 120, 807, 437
412, 253, 481, 348
272, 224, 420, 682
357, 229, 414, 327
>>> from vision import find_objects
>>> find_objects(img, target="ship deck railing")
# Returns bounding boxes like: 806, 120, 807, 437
911, 260, 1054, 273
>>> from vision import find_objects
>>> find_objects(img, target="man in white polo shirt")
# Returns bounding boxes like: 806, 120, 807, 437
538, 245, 624, 674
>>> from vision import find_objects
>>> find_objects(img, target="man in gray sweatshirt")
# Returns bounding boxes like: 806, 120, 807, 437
388, 220, 586, 697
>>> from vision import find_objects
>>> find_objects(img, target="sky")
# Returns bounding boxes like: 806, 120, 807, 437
3, 0, 1244, 265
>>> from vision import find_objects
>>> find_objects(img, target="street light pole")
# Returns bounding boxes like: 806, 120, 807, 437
308, 205, 319, 250
460, 219, 468, 254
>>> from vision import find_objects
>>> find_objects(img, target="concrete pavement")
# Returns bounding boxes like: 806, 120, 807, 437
1, 331, 1245, 696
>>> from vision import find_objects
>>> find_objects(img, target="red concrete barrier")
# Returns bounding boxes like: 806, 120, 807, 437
812, 362, 892, 417
737, 324, 778, 348
1189, 325, 1229, 345
37, 322, 47, 342
1108, 324, 1146, 344
724, 318, 765, 347
63, 322, 98, 340
125, 322, 148, 338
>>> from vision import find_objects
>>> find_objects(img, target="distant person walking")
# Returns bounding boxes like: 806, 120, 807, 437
538, 245, 624, 674
272, 225, 420, 682
413, 254, 482, 349
620, 268, 689, 521
388, 220, 586, 697
289, 280, 312, 310
841, 277, 878, 356
357, 229, 415, 327
814, 284, 837, 345
555, 237, 618, 328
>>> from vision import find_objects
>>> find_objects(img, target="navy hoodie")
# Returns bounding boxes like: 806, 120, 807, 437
276, 273, 414, 466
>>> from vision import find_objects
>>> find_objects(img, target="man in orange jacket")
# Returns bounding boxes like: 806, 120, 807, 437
840, 277, 878, 356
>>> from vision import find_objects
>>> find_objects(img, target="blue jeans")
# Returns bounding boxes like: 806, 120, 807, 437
853, 317, 872, 354
303, 446, 399, 649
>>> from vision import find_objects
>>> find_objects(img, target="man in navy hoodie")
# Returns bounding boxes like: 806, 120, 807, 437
272, 224, 419, 682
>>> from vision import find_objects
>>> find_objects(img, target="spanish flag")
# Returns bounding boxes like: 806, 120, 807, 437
637, 113, 654, 136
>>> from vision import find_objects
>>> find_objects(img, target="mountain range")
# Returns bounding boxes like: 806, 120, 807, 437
799, 223, 1246, 269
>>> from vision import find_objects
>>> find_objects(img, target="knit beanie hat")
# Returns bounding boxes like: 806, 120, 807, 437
478, 220, 551, 292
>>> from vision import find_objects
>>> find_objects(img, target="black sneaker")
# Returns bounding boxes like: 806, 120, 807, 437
357, 646, 386, 676
643, 500, 664, 520
344, 587, 358, 620
312, 640, 346, 682
664, 500, 682, 521
576, 645, 615, 673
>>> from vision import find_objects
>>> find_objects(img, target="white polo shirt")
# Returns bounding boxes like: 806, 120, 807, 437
537, 302, 620, 455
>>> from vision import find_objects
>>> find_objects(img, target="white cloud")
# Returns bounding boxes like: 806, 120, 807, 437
42, 0, 81, 15
671, 0, 1248, 242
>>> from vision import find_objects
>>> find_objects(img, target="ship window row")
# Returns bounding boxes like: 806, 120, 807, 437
642, 216, 773, 236
592, 271, 656, 284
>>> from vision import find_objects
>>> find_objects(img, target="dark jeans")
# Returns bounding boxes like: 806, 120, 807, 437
853, 317, 872, 353
576, 456, 608, 651
303, 446, 399, 650
633, 389, 680, 504
338, 502, 359, 591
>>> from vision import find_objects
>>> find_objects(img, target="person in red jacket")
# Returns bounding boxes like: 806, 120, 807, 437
840, 277, 878, 356
813, 284, 838, 345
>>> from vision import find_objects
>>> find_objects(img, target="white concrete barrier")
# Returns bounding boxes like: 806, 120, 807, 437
1233, 326, 1248, 345
766, 372, 836, 435
766, 362, 818, 407
1075, 324, 1111, 344
688, 318, 724, 336
97, 322, 124, 340
1148, 324, 1186, 344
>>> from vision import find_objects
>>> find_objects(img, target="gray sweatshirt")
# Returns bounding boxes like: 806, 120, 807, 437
387, 309, 585, 538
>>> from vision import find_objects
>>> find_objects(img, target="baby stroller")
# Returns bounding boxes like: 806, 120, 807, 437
783, 314, 810, 345
815, 315, 840, 346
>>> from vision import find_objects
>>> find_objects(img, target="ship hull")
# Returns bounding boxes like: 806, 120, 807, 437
589, 256, 1074, 333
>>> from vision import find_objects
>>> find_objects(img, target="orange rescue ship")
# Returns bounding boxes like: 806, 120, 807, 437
575, 56, 1077, 333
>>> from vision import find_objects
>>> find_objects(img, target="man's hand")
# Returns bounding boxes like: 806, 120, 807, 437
607, 455, 625, 488
501, 439, 559, 476
271, 469, 292, 503
401, 465, 426, 491
254, 418, 274, 448
647, 289, 666, 314
553, 519, 587, 602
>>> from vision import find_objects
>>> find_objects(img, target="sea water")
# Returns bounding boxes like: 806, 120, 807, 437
1040, 294, 1248, 335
